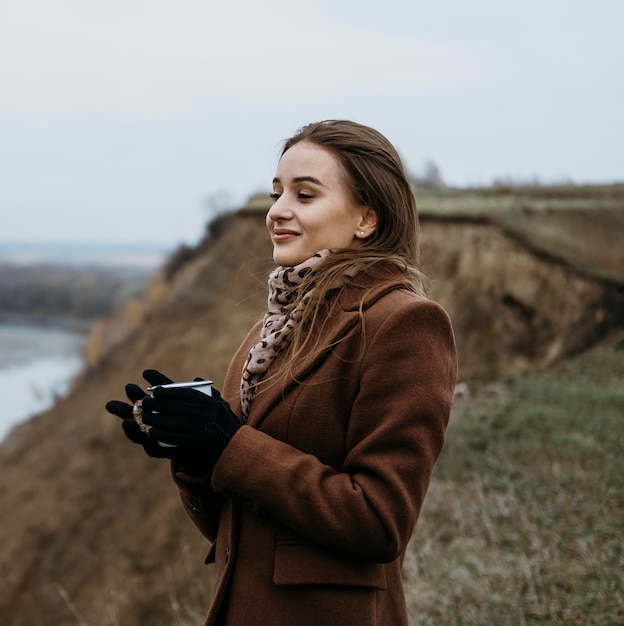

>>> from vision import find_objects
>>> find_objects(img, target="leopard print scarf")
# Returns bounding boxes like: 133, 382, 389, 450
239, 250, 330, 420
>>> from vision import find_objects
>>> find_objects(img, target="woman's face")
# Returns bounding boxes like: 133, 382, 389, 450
266, 142, 375, 267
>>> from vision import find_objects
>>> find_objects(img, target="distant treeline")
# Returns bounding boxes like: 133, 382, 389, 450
0, 262, 153, 327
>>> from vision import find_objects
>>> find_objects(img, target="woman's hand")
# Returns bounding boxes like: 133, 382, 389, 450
141, 386, 241, 474
105, 369, 241, 475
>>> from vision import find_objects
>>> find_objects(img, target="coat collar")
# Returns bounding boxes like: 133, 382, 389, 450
335, 273, 409, 312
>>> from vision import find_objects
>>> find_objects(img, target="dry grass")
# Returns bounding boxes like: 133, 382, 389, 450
404, 330, 624, 625
416, 184, 624, 284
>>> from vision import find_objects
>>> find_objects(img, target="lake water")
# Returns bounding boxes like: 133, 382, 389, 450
0, 324, 86, 442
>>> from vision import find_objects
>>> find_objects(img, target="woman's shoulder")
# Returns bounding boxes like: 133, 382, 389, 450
365, 286, 451, 327
336, 277, 454, 345
360, 288, 457, 378
341, 276, 447, 318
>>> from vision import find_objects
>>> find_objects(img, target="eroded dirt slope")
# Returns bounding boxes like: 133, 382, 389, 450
1, 200, 622, 625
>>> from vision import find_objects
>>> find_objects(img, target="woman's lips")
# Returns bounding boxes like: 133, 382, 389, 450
272, 229, 299, 242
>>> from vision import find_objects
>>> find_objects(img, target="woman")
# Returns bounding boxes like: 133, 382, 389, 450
106, 120, 457, 625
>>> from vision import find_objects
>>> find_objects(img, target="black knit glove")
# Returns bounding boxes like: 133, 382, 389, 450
141, 383, 241, 474
105, 369, 174, 449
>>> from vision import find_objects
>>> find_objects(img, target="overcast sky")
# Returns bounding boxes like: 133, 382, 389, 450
0, 0, 622, 248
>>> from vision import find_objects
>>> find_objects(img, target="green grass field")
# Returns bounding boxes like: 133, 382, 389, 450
405, 329, 624, 624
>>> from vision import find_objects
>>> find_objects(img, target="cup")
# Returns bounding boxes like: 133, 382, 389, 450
147, 380, 213, 396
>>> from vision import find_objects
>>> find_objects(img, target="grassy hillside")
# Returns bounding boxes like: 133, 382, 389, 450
0, 185, 623, 625
406, 328, 624, 624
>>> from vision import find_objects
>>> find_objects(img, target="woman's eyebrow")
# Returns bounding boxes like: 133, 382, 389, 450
272, 176, 325, 186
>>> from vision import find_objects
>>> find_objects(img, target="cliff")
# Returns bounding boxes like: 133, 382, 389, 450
1, 185, 623, 625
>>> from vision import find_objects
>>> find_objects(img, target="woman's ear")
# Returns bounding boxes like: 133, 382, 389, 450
355, 207, 378, 239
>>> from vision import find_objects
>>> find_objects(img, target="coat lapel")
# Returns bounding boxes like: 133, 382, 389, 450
243, 276, 408, 430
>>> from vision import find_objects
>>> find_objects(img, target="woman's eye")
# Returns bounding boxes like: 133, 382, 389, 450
269, 191, 313, 202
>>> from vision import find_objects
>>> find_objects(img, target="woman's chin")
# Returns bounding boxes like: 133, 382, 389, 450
273, 248, 307, 267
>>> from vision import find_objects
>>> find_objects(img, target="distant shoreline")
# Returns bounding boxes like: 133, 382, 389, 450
0, 312, 93, 334
0, 256, 156, 329
0, 239, 170, 269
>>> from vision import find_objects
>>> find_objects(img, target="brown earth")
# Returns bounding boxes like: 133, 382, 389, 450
1, 189, 623, 625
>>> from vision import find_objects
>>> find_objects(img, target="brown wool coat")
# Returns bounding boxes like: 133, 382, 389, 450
172, 276, 457, 626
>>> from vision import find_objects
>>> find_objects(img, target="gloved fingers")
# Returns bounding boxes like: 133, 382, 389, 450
143, 436, 180, 459
121, 419, 147, 444
141, 411, 196, 433
143, 369, 175, 386
125, 383, 148, 403
147, 427, 188, 447
142, 395, 205, 417
105, 400, 134, 420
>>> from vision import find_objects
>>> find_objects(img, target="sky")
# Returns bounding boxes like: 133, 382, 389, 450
0, 0, 622, 249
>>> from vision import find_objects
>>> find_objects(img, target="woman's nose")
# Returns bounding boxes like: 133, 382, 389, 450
267, 196, 292, 222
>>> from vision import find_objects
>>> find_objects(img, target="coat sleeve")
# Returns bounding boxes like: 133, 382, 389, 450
169, 323, 260, 541
211, 297, 457, 563
170, 465, 224, 542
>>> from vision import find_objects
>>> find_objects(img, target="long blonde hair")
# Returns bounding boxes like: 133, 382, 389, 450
264, 120, 426, 388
